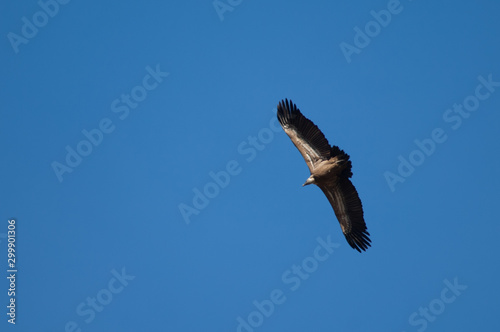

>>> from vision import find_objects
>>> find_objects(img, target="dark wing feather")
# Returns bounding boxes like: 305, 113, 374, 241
277, 99, 331, 172
330, 146, 353, 179
319, 178, 370, 252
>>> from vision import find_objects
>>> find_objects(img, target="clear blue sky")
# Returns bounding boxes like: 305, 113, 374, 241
1, 1, 499, 331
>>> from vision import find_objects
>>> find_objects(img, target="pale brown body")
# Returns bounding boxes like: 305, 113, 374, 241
303, 158, 346, 187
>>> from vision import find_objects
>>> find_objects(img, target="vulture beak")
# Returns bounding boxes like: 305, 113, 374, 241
303, 176, 315, 186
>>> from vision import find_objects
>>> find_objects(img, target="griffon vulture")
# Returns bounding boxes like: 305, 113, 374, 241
277, 99, 371, 252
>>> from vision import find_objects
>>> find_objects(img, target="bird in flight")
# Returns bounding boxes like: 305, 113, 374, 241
277, 99, 371, 252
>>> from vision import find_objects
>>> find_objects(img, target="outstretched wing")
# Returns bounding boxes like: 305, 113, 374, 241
319, 178, 371, 252
277, 99, 331, 172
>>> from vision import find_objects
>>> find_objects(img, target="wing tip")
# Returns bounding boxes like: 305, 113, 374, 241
277, 98, 300, 127
345, 230, 371, 253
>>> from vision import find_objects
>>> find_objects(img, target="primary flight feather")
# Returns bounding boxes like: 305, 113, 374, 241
277, 99, 371, 252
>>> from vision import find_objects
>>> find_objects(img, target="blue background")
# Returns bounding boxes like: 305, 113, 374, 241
1, 0, 499, 331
